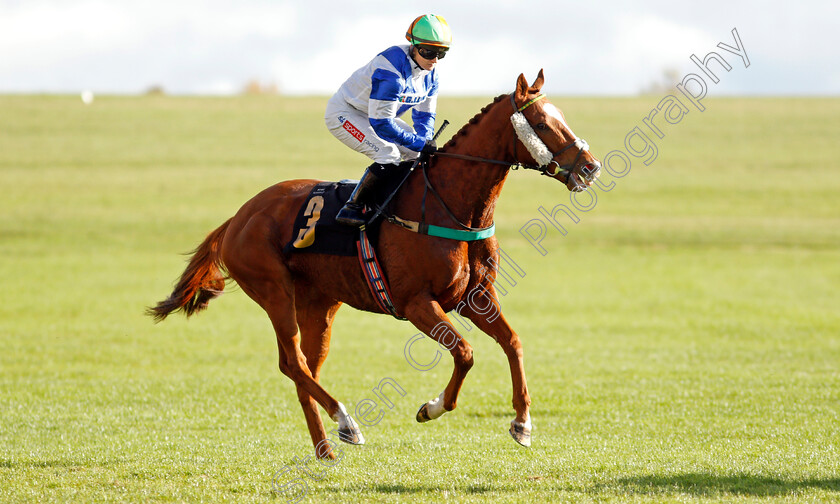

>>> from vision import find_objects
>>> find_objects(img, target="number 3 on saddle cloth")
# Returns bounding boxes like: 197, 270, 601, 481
282, 180, 405, 320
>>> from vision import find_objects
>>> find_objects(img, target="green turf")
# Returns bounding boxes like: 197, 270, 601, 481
1, 94, 838, 503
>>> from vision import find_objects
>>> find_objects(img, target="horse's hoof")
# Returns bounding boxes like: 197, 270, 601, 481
337, 426, 365, 445
416, 403, 432, 423
337, 417, 365, 445
509, 419, 531, 447
416, 391, 446, 423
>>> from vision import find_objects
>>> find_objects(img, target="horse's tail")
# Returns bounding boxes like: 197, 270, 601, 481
147, 218, 232, 323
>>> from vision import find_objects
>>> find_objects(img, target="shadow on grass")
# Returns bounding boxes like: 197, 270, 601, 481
1, 459, 77, 468
314, 472, 839, 499
371, 482, 496, 494
0, 458, 121, 469
322, 482, 500, 496
464, 409, 512, 419
610, 473, 840, 497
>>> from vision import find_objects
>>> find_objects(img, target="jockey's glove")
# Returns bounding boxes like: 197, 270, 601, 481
421, 140, 438, 155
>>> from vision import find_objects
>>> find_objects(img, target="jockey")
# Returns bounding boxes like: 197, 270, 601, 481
326, 14, 452, 227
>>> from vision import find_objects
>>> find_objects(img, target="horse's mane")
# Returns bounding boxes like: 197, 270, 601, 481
441, 94, 508, 150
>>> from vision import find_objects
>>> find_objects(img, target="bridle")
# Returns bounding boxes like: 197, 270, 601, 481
369, 92, 600, 236
432, 92, 599, 192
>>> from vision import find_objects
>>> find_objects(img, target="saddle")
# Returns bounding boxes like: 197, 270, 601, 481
283, 178, 404, 319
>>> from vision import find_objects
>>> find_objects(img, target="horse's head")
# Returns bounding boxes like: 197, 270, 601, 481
510, 70, 601, 192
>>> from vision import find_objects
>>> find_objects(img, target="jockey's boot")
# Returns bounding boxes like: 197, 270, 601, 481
336, 166, 382, 227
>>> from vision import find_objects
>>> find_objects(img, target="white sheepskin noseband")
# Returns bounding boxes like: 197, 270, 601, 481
510, 111, 554, 166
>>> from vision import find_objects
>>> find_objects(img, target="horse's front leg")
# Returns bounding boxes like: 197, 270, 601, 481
403, 296, 474, 423
459, 282, 532, 447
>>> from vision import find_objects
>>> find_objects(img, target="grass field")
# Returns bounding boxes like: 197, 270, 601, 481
1, 93, 838, 503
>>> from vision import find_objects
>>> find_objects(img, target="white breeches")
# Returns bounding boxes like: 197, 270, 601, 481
325, 95, 420, 165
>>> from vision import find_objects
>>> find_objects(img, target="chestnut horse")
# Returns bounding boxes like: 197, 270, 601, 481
149, 70, 601, 459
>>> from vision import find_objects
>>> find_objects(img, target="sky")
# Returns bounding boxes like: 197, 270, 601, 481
1, 0, 838, 96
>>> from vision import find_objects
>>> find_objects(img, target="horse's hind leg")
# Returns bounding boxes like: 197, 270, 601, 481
459, 282, 532, 447
293, 295, 343, 459
240, 270, 365, 447
403, 296, 474, 423
223, 215, 364, 450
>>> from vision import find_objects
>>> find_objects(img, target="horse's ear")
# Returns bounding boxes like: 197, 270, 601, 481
515, 73, 529, 101
530, 69, 545, 92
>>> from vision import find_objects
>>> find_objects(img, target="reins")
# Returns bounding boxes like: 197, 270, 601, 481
418, 158, 494, 233
367, 155, 496, 241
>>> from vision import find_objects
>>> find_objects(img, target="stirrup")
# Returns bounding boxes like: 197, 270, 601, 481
336, 205, 366, 227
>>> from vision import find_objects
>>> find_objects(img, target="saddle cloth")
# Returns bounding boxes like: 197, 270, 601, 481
283, 174, 408, 256
282, 179, 403, 319
283, 180, 363, 256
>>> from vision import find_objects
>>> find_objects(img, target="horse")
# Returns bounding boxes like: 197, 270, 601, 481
148, 70, 601, 460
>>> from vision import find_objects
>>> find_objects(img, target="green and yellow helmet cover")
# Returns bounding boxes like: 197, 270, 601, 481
406, 14, 452, 49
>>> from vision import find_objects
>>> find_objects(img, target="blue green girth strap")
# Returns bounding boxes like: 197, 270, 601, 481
384, 215, 496, 241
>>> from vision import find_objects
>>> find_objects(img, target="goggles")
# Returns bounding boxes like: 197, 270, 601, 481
416, 45, 447, 60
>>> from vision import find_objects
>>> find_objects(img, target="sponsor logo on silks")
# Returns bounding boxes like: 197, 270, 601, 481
398, 94, 425, 104
343, 120, 365, 142
363, 140, 380, 153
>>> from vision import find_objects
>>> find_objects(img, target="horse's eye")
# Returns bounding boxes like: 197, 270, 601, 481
536, 123, 548, 131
